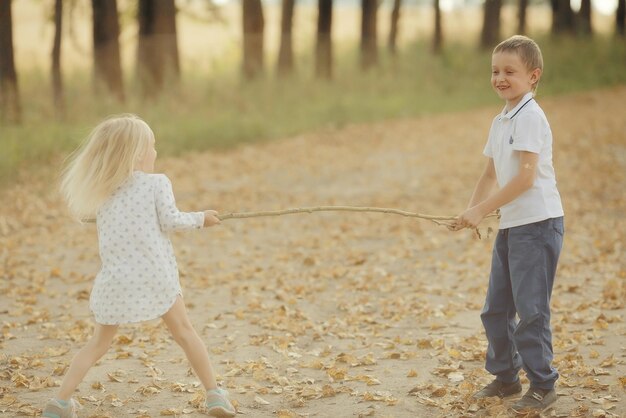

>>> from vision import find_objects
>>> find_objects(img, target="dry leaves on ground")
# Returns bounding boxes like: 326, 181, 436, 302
1, 87, 625, 417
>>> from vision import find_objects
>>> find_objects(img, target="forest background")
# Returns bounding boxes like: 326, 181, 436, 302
1, 0, 625, 183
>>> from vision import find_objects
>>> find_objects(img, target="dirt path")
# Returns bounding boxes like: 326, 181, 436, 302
1, 87, 624, 418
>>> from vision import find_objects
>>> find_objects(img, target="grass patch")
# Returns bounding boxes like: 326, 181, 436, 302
1, 35, 625, 186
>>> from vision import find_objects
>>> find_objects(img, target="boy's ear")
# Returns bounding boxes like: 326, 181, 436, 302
530, 68, 542, 84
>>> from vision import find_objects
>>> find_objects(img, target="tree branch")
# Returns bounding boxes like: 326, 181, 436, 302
217, 205, 498, 227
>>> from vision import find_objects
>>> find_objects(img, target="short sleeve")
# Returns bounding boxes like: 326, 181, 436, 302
483, 119, 497, 158
483, 140, 493, 158
153, 175, 204, 232
512, 111, 544, 154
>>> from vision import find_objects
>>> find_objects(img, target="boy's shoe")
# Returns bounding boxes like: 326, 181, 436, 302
472, 379, 522, 399
205, 388, 236, 417
42, 398, 81, 418
511, 387, 557, 414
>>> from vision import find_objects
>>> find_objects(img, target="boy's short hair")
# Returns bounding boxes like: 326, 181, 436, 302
493, 35, 543, 72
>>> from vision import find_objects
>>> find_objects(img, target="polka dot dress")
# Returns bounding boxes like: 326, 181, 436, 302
90, 172, 204, 325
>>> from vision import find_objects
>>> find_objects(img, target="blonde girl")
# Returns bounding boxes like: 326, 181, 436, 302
43, 114, 236, 418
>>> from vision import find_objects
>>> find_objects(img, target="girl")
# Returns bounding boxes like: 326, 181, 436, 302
43, 114, 236, 418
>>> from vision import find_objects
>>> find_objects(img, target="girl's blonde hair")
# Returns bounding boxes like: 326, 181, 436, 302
494, 35, 544, 92
61, 114, 154, 219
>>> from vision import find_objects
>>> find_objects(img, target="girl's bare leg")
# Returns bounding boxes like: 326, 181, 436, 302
56, 323, 118, 400
162, 296, 218, 390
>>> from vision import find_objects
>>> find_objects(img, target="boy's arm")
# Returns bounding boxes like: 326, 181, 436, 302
467, 158, 498, 209
448, 158, 497, 231
456, 151, 538, 229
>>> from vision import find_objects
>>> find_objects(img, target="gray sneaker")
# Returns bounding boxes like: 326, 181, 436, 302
472, 379, 522, 399
42, 398, 80, 418
205, 388, 236, 417
511, 387, 557, 413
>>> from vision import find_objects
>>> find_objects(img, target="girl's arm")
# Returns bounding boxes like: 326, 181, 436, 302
155, 175, 206, 231
457, 151, 538, 229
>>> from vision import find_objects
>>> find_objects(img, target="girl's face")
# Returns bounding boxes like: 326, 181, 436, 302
491, 51, 541, 111
137, 136, 157, 173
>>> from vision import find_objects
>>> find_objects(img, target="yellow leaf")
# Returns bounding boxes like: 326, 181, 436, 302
107, 372, 124, 383
254, 395, 270, 405
277, 410, 297, 418
431, 387, 447, 397
327, 367, 347, 381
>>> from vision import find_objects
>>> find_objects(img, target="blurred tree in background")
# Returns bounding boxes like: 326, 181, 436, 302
93, 0, 125, 101
0, 0, 21, 123
360, 0, 378, 70
137, 0, 180, 96
388, 0, 401, 55
481, 0, 502, 48
52, 0, 64, 116
579, 0, 593, 35
433, 0, 443, 53
315, 0, 333, 79
242, 0, 264, 79
277, 0, 295, 77
518, 0, 529, 34
618, 0, 625, 36
552, 0, 576, 34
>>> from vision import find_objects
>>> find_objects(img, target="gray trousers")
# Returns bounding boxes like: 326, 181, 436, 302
481, 217, 564, 390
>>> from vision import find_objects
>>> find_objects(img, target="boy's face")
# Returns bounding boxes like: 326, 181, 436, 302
491, 51, 541, 110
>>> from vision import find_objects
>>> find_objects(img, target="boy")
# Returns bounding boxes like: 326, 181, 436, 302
450, 35, 564, 414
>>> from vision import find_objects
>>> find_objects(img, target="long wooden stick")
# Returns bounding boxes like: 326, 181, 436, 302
84, 206, 497, 229
84, 206, 496, 237
217, 206, 497, 227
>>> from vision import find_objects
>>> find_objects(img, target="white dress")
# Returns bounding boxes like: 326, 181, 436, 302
90, 172, 204, 325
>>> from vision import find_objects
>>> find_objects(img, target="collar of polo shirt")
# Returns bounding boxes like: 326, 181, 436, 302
499, 92, 535, 121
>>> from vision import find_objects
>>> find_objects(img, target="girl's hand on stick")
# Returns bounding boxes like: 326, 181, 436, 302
203, 210, 221, 227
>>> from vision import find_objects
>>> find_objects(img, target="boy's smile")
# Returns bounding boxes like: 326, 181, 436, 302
491, 51, 541, 112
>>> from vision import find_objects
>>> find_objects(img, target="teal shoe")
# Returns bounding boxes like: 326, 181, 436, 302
42, 398, 81, 418
205, 388, 236, 417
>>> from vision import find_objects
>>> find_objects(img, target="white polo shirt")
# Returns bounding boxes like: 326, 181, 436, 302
483, 92, 564, 229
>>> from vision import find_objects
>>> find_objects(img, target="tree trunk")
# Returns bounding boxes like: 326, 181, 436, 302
480, 0, 501, 49
617, 0, 625, 36
360, 0, 378, 70
578, 0, 592, 35
277, 0, 295, 77
551, 0, 575, 34
433, 0, 443, 54
92, 0, 124, 101
388, 0, 401, 55
0, 0, 21, 123
52, 0, 64, 116
242, 0, 264, 79
315, 0, 333, 79
518, 0, 528, 34
137, 0, 179, 96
